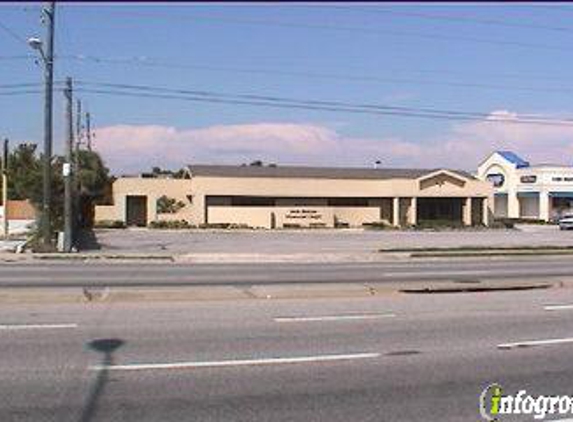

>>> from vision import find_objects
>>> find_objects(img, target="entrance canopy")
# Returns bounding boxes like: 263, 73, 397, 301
550, 192, 573, 198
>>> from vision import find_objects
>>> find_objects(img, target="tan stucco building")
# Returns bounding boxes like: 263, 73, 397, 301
95, 164, 494, 228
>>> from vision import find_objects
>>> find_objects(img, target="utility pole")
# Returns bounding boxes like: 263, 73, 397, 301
86, 111, 92, 151
74, 99, 82, 234
2, 139, 8, 239
63, 77, 73, 252
41, 1, 56, 247
76, 99, 82, 146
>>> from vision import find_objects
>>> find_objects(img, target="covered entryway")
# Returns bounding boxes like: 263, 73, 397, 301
126, 195, 148, 227
550, 193, 573, 220
417, 198, 463, 225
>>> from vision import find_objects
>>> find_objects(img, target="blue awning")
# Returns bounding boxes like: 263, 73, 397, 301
549, 192, 573, 198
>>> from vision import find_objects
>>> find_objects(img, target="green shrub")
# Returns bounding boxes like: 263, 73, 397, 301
362, 221, 392, 230
198, 223, 231, 229
491, 219, 514, 229
156, 195, 186, 214
148, 220, 192, 229
415, 219, 464, 230
227, 223, 253, 229
495, 218, 553, 226
94, 220, 126, 229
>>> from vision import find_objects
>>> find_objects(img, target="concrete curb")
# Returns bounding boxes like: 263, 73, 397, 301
0, 278, 570, 304
0, 253, 175, 263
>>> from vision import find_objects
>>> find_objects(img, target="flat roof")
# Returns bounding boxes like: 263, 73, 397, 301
187, 164, 475, 180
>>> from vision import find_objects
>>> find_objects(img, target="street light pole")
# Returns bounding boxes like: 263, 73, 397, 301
41, 1, 56, 247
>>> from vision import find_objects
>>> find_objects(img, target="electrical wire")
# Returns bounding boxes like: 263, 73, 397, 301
0, 20, 28, 45
60, 54, 573, 95
74, 84, 573, 127
322, 5, 573, 34
114, 9, 571, 52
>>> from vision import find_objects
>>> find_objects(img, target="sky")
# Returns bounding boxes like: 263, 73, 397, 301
2, 2, 573, 174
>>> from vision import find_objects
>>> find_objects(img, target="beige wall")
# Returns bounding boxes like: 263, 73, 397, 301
95, 178, 193, 224
207, 207, 273, 228
208, 206, 398, 228
95, 170, 494, 227
332, 207, 382, 226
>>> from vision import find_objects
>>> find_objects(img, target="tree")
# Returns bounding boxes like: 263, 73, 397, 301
147, 166, 188, 179
1, 143, 110, 232
6, 143, 42, 201
75, 150, 111, 228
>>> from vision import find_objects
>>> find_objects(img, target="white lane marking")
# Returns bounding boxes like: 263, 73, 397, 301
274, 314, 395, 323
0, 323, 78, 331
383, 269, 517, 277
544, 304, 573, 311
90, 352, 381, 372
498, 337, 573, 350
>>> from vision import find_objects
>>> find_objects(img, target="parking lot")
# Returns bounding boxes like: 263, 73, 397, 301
93, 225, 573, 256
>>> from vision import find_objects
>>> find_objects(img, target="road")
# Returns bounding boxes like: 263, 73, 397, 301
0, 256, 572, 288
1, 288, 573, 421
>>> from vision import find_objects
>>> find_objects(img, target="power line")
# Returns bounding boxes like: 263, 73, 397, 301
74, 80, 568, 121
0, 55, 35, 60
323, 5, 573, 34
0, 90, 47, 96
74, 82, 573, 127
61, 54, 573, 95
0, 20, 28, 45
0, 81, 64, 89
113, 10, 571, 52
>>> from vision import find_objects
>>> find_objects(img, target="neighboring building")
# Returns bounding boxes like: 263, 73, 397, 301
0, 200, 37, 235
95, 164, 494, 228
477, 151, 573, 221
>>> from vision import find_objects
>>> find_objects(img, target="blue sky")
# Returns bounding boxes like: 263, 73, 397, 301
2, 3, 573, 173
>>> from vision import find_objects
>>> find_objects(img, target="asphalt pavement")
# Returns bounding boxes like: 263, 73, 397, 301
0, 256, 571, 288
2, 289, 573, 421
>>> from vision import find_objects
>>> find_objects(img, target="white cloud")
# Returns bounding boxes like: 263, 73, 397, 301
93, 112, 573, 174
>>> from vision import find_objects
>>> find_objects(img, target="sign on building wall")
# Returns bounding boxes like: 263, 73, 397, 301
486, 173, 505, 188
275, 207, 334, 227
284, 208, 325, 223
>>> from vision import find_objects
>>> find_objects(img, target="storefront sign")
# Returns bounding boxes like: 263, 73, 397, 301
520, 175, 537, 184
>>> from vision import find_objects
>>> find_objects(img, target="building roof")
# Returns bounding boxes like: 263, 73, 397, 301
187, 164, 475, 180
497, 151, 530, 168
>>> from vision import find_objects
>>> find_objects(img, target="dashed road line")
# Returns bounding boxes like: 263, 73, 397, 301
544, 304, 573, 311
0, 323, 78, 331
90, 352, 381, 372
274, 314, 395, 323
498, 337, 573, 350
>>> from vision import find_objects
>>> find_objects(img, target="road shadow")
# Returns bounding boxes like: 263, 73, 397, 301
79, 338, 125, 422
